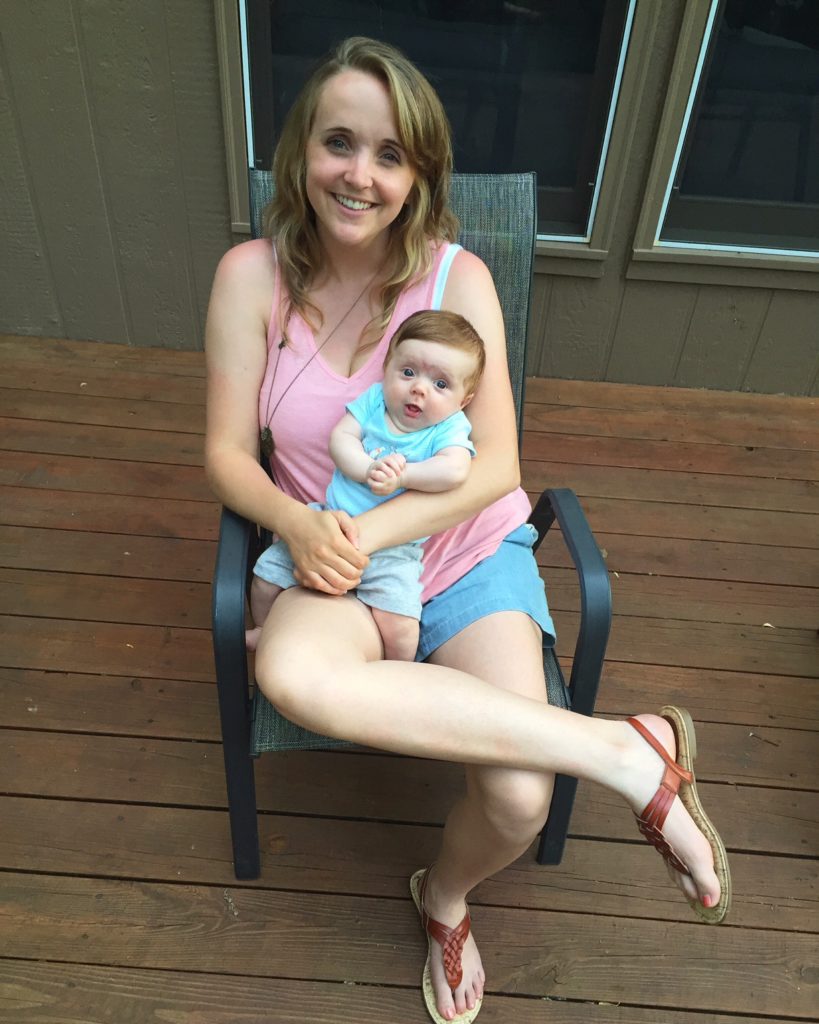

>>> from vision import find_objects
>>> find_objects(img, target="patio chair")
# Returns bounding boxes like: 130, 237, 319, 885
212, 170, 611, 880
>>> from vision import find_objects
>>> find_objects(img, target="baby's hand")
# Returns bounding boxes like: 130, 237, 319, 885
367, 453, 407, 496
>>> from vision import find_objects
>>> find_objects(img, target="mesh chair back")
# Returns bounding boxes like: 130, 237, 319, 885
246, 168, 538, 753
247, 169, 536, 431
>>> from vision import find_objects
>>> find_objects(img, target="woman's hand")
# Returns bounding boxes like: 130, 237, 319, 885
283, 505, 369, 595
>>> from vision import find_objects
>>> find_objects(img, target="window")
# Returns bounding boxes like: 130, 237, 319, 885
658, 0, 819, 256
242, 0, 634, 240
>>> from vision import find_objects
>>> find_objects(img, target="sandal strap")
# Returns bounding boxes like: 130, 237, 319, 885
627, 716, 693, 875
419, 868, 471, 990
626, 720, 692, 815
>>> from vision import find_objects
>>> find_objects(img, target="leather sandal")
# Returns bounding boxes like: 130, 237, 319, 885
629, 705, 732, 924
410, 867, 482, 1024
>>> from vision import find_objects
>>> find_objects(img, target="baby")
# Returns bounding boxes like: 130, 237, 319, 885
247, 309, 486, 660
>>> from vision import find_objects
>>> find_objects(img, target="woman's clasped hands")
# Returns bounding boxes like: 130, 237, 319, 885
282, 504, 369, 596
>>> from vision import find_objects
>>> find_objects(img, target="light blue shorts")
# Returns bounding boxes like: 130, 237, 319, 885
253, 535, 424, 620
416, 522, 556, 662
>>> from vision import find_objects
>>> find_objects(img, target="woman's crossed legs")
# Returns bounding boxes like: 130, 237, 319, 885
422, 611, 554, 1020
255, 588, 722, 1018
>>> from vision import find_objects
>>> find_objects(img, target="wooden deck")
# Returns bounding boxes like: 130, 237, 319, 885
1, 334, 817, 1023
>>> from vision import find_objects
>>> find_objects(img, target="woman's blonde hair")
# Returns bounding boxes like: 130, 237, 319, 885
264, 36, 459, 335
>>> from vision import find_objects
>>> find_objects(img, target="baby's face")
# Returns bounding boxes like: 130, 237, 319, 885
383, 338, 477, 433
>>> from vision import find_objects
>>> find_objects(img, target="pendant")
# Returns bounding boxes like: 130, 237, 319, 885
260, 426, 274, 459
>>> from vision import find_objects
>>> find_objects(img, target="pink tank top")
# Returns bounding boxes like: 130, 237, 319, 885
259, 242, 532, 601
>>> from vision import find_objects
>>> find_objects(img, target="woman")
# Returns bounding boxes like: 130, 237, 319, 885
205, 36, 730, 1024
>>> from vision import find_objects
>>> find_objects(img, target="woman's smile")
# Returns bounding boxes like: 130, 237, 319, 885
333, 193, 376, 212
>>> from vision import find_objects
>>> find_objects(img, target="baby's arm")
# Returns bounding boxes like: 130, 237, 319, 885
328, 412, 373, 483
369, 446, 471, 496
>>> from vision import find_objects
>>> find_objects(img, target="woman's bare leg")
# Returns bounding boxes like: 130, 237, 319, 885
419, 611, 554, 1020
255, 589, 721, 911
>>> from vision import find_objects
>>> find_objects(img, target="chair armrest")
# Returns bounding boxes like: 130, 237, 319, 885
212, 506, 254, 700
528, 488, 611, 715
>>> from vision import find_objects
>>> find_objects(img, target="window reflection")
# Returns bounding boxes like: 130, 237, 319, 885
247, 0, 631, 237
661, 0, 819, 252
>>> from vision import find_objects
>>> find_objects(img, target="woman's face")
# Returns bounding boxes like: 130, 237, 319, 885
305, 70, 416, 254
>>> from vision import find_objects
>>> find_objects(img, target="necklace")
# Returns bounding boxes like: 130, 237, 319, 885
260, 265, 384, 459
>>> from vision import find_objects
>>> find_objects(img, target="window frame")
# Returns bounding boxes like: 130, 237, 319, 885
216, 0, 798, 290
629, 0, 819, 293
215, 0, 250, 234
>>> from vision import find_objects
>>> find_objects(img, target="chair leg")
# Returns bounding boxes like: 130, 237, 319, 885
220, 727, 261, 880
537, 774, 578, 865
212, 506, 262, 878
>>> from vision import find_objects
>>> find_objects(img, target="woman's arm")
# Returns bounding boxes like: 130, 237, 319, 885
205, 240, 368, 594
355, 250, 520, 554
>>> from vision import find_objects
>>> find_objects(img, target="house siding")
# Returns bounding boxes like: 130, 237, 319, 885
0, 0, 816, 393
0, 0, 232, 351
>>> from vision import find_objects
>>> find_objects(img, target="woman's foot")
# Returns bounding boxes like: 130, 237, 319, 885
616, 713, 723, 913
412, 868, 485, 1022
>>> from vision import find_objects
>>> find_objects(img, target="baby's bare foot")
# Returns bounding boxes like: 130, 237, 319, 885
245, 626, 262, 653
421, 871, 485, 1021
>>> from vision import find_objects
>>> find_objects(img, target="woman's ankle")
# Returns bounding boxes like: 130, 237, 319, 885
422, 865, 469, 924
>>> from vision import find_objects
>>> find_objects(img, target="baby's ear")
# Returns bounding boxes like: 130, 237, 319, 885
460, 392, 474, 409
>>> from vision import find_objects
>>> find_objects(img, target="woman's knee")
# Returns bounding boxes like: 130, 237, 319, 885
470, 767, 555, 839
253, 622, 337, 723
252, 590, 378, 717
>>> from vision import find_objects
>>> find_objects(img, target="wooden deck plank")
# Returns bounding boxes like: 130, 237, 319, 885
594, 663, 819, 731
2, 797, 815, 933
2, 563, 816, 640
0, 485, 218, 538
3, 582, 816, 681
524, 459, 819, 514
522, 431, 819, 481
0, 450, 212, 501
526, 376, 818, 420
1, 417, 204, 465
0, 668, 219, 737
1, 386, 206, 432
524, 402, 819, 451
2, 731, 816, 854
550, 568, 819, 630
0, 960, 790, 1024
2, 874, 813, 1017
2, 663, 815, 739
0, 569, 212, 628
0, 615, 215, 681
539, 494, 819, 549
2, 336, 817, 1022
0, 365, 205, 403
8, 478, 818, 550
2, 601, 815, 680
4, 520, 815, 594
538, 530, 819, 588
0, 333, 206, 375
7, 410, 819, 482
0, 528, 213, 582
